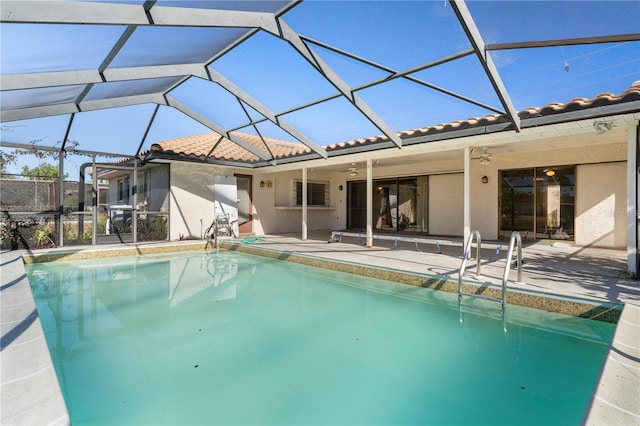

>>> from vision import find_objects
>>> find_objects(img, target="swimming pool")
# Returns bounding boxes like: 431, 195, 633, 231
26, 250, 615, 425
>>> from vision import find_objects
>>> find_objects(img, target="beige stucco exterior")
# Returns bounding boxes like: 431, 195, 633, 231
576, 162, 627, 247
169, 163, 221, 240
164, 120, 634, 250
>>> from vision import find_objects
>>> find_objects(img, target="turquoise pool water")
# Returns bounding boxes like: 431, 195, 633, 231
26, 250, 614, 425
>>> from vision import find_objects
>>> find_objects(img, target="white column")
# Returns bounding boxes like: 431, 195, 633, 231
627, 122, 638, 277
463, 146, 471, 251
58, 154, 64, 247
92, 155, 97, 245
132, 162, 138, 243
302, 167, 307, 240
366, 159, 373, 247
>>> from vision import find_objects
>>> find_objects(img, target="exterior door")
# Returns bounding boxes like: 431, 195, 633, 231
500, 167, 575, 240
500, 169, 535, 239
235, 175, 252, 235
347, 181, 367, 229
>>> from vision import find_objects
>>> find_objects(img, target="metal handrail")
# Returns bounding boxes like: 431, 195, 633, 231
458, 229, 482, 301
501, 231, 523, 307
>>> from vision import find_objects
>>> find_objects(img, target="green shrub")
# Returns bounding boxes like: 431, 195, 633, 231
0, 218, 56, 250
137, 216, 167, 242
63, 222, 92, 246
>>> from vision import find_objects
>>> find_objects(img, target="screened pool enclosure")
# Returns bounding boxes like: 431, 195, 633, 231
1, 0, 639, 249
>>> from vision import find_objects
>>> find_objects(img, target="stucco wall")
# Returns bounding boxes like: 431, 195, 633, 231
575, 162, 627, 247
168, 165, 339, 238
169, 163, 217, 240
253, 170, 337, 234
429, 173, 464, 236
162, 129, 629, 247
466, 140, 627, 240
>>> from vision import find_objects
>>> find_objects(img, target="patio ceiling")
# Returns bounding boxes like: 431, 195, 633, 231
1, 0, 639, 168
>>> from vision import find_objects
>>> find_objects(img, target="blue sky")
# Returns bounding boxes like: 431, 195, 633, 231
1, 0, 639, 179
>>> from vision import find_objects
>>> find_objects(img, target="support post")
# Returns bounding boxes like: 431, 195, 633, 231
628, 122, 639, 277
132, 161, 138, 243
57, 153, 64, 247
302, 167, 307, 241
92, 155, 97, 246
366, 159, 373, 247
463, 146, 471, 255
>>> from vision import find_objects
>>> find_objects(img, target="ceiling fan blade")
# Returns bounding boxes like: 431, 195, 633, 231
493, 155, 515, 162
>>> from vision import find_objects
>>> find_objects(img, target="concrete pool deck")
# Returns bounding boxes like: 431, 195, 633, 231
1, 232, 639, 425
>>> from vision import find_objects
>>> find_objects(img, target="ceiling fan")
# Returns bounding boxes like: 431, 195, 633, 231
344, 163, 359, 176
471, 147, 513, 165
473, 147, 493, 165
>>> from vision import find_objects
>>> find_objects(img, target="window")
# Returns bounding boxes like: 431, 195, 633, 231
499, 166, 575, 240
137, 171, 148, 205
349, 176, 426, 232
293, 180, 329, 206
117, 176, 129, 204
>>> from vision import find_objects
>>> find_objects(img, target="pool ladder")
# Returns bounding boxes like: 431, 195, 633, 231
458, 230, 523, 308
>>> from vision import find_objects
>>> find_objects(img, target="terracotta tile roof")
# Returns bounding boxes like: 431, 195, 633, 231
148, 81, 640, 165
151, 133, 259, 162
149, 132, 310, 163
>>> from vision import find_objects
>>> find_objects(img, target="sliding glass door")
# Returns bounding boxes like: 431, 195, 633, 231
500, 167, 574, 240
347, 176, 427, 233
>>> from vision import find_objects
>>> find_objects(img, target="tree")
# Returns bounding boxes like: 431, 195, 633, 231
0, 159, 14, 179
20, 163, 68, 180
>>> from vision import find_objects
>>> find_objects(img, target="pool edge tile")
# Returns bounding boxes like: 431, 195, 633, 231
0, 250, 69, 426
583, 302, 640, 425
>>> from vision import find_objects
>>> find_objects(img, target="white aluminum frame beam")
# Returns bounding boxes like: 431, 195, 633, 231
0, 141, 131, 158
166, 95, 274, 163
136, 104, 160, 157
1, 93, 166, 122
449, 0, 521, 132
277, 19, 403, 149
206, 68, 327, 159
1, 104, 78, 122
0, 1, 280, 35
0, 64, 208, 91
488, 33, 640, 51
301, 37, 503, 114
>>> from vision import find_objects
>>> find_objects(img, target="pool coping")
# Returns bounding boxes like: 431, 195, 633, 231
220, 241, 623, 323
2, 239, 638, 425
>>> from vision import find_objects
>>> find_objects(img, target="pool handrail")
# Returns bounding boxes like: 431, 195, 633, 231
458, 229, 482, 301
501, 231, 523, 307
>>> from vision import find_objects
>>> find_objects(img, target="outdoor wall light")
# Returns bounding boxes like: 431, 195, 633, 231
260, 180, 265, 188
339, 185, 343, 191
482, 176, 488, 184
